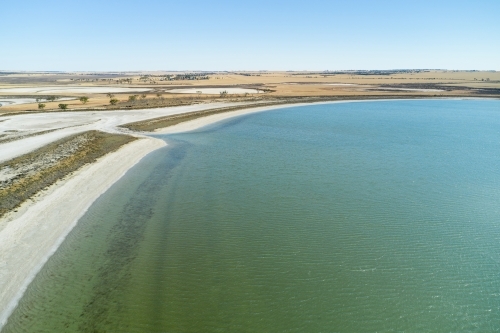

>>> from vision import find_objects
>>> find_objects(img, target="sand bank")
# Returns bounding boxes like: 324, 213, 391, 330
0, 97, 75, 107
0, 102, 240, 163
155, 100, 371, 134
0, 137, 166, 329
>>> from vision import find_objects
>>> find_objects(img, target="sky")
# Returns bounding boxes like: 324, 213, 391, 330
1, 0, 499, 71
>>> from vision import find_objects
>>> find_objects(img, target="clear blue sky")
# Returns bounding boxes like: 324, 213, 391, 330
1, 0, 499, 71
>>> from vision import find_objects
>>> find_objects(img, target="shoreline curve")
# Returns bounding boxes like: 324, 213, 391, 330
0, 97, 493, 329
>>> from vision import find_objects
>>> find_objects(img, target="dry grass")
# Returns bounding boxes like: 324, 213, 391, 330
1, 70, 499, 114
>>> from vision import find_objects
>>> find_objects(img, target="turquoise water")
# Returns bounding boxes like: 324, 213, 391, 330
3, 99, 500, 332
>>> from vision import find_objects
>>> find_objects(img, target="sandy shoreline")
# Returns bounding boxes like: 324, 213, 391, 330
0, 97, 490, 329
0, 100, 307, 328
154, 98, 445, 134
0, 137, 165, 328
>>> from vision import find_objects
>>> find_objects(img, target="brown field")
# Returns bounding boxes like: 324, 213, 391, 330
1, 70, 499, 114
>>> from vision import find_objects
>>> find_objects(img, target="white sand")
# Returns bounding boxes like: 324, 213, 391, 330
155, 104, 300, 134
166, 88, 261, 94
0, 99, 38, 107
0, 102, 242, 163
0, 97, 75, 107
0, 137, 166, 328
0, 86, 152, 94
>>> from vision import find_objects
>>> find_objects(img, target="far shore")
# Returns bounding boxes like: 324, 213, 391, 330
0, 96, 498, 329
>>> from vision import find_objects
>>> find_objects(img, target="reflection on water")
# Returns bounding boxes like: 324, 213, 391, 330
4, 100, 500, 332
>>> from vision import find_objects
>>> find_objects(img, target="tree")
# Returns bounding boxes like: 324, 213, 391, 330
79, 96, 89, 104
46, 96, 57, 102
58, 104, 68, 110
38, 103, 46, 110
110, 98, 118, 105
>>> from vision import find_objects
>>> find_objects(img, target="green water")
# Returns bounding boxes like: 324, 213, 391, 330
4, 100, 500, 332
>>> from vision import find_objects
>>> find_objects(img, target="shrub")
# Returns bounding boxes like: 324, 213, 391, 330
110, 99, 119, 105
58, 104, 68, 110
38, 103, 46, 110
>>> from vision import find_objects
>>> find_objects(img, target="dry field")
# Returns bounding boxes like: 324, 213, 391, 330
1, 70, 499, 114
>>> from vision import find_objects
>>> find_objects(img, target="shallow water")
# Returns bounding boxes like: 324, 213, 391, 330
4, 100, 500, 332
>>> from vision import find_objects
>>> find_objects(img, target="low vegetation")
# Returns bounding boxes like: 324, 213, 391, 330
0, 131, 136, 218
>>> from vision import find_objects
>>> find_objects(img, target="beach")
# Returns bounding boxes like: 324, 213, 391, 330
0, 99, 314, 327
0, 102, 246, 328
0, 137, 165, 327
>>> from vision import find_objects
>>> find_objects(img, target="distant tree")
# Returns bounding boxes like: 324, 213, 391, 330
79, 96, 89, 104
106, 93, 115, 98
36, 98, 41, 102
110, 98, 118, 105
46, 96, 57, 102
128, 95, 137, 102
220, 90, 228, 98
38, 103, 46, 110
58, 103, 68, 110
